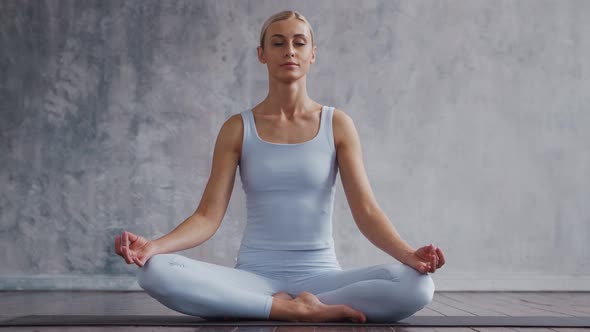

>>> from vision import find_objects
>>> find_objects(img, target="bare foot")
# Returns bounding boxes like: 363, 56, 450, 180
272, 291, 295, 301
293, 291, 366, 323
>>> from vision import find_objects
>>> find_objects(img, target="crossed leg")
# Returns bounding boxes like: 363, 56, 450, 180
287, 262, 435, 322
136, 254, 281, 320
136, 254, 363, 322
223, 291, 293, 321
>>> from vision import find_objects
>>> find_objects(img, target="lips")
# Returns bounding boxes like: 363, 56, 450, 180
281, 63, 299, 66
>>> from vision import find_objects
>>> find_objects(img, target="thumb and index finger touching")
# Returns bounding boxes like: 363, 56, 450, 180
115, 230, 139, 264
409, 244, 439, 274
120, 231, 151, 267
121, 230, 138, 246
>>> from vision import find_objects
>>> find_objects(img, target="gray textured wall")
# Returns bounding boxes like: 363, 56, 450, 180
1, 0, 589, 291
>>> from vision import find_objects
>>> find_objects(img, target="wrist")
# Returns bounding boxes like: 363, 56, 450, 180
150, 239, 164, 255
401, 250, 414, 265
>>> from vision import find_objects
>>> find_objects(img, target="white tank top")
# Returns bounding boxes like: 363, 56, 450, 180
238, 106, 338, 250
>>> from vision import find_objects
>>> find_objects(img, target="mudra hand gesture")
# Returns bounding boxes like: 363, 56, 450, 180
404, 244, 446, 274
114, 230, 157, 267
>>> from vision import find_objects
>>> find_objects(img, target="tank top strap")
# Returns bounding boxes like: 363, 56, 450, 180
323, 106, 336, 152
240, 109, 254, 146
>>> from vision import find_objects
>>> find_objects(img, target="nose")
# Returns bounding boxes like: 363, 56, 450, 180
286, 45, 295, 57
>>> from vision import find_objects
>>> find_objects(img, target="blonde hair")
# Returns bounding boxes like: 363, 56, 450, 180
259, 10, 315, 49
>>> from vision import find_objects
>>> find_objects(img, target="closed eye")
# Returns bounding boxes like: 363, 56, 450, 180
273, 43, 306, 46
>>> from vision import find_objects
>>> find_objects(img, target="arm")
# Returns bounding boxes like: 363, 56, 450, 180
333, 109, 415, 264
152, 114, 243, 255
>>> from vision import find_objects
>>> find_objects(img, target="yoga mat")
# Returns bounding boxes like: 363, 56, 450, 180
1, 315, 589, 327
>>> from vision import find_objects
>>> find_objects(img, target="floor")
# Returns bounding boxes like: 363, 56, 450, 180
0, 291, 589, 331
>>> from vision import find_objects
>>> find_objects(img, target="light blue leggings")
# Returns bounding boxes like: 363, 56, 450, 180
136, 245, 435, 323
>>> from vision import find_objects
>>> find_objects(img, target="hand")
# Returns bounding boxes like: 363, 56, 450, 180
114, 230, 157, 267
403, 244, 446, 274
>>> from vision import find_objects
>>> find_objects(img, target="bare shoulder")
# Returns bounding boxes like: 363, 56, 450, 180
332, 108, 358, 150
217, 113, 244, 155
222, 112, 244, 133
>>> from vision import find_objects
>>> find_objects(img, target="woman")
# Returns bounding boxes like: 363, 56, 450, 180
114, 10, 445, 323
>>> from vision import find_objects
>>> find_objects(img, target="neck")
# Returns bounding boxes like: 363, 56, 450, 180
261, 75, 316, 116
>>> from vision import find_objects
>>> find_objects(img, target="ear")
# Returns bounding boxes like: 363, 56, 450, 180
310, 45, 317, 64
257, 46, 266, 64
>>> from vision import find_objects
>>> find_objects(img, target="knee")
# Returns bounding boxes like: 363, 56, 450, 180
380, 263, 435, 309
136, 254, 177, 294
400, 265, 435, 309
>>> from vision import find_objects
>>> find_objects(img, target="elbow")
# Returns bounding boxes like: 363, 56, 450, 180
194, 205, 224, 227
203, 212, 224, 229
353, 203, 381, 228
191, 211, 223, 236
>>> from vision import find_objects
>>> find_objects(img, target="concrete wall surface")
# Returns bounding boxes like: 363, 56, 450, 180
1, 0, 589, 291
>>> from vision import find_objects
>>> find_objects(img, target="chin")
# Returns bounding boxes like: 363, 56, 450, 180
272, 72, 306, 81
282, 75, 306, 83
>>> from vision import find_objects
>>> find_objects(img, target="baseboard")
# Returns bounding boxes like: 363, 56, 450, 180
0, 275, 141, 291
431, 272, 590, 291
0, 273, 589, 291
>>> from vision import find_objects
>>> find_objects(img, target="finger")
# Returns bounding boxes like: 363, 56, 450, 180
430, 255, 437, 273
416, 263, 430, 274
123, 231, 129, 249
419, 262, 428, 274
123, 232, 133, 263
434, 249, 440, 270
420, 245, 433, 259
126, 248, 133, 265
432, 255, 438, 273
436, 247, 446, 267
133, 256, 143, 267
422, 245, 435, 260
127, 248, 137, 265
115, 235, 121, 256
415, 246, 428, 259
120, 231, 126, 250
122, 246, 129, 264
120, 232, 125, 252
120, 232, 130, 263
127, 231, 138, 244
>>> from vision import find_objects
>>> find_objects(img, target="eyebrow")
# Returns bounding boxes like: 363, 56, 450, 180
270, 34, 307, 39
